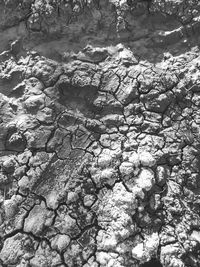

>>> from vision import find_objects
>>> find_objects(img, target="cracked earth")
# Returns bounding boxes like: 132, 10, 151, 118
1, 0, 200, 266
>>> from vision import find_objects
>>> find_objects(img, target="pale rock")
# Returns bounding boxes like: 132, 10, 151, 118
139, 151, 156, 167
160, 244, 185, 267
137, 168, 155, 191
119, 161, 134, 176
96, 251, 111, 265
83, 194, 96, 207
190, 230, 200, 243
17, 150, 32, 165
132, 185, 145, 199
24, 94, 45, 111
97, 229, 118, 250
83, 256, 99, 267
25, 77, 44, 95
156, 165, 169, 185
168, 257, 185, 267
2, 156, 16, 172
145, 232, 160, 258
93, 168, 116, 186
132, 233, 159, 262
18, 176, 30, 190
100, 168, 115, 179
132, 243, 145, 260
67, 191, 79, 203
98, 152, 113, 167
129, 152, 140, 167
97, 183, 137, 253
4, 195, 23, 219
46, 191, 59, 209
108, 258, 124, 267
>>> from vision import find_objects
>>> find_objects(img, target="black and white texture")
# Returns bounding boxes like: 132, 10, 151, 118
0, 1, 200, 266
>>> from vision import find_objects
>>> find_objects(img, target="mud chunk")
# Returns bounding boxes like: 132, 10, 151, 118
5, 128, 26, 152
0, 233, 36, 265
32, 59, 63, 87
142, 90, 173, 113
51, 234, 71, 252
30, 242, 62, 267
24, 94, 45, 112
24, 202, 54, 235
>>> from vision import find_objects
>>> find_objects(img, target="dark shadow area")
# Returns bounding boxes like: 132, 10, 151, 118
140, 258, 163, 267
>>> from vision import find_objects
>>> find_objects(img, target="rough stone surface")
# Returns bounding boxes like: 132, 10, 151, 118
1, 0, 200, 266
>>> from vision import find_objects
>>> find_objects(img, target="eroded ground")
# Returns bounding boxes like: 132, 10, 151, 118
1, 1, 200, 267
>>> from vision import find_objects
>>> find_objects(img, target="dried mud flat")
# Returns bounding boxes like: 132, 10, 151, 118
1, 1, 200, 266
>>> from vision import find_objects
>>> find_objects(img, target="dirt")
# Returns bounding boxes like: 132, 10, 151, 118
0, 1, 200, 266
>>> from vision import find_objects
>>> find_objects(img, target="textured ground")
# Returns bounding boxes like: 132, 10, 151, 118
1, 0, 200, 266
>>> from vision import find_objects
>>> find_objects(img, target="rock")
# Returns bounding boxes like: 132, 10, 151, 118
2, 156, 16, 173
139, 151, 156, 167
83, 194, 96, 207
132, 233, 159, 263
128, 152, 140, 168
24, 94, 45, 112
18, 176, 30, 191
156, 165, 169, 186
119, 161, 134, 176
132, 243, 145, 261
5, 129, 26, 152
98, 151, 113, 167
136, 168, 155, 191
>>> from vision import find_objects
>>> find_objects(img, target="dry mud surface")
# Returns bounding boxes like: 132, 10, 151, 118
1, 1, 200, 266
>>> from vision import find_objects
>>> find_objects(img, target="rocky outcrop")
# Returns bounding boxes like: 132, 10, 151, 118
1, 1, 200, 267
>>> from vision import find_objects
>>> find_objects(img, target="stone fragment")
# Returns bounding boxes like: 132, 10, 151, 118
136, 168, 155, 191
24, 94, 45, 112
156, 165, 169, 186
5, 129, 26, 152
119, 161, 134, 177
83, 194, 96, 207
132, 243, 145, 261
18, 176, 30, 191
139, 151, 156, 167
132, 233, 159, 263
